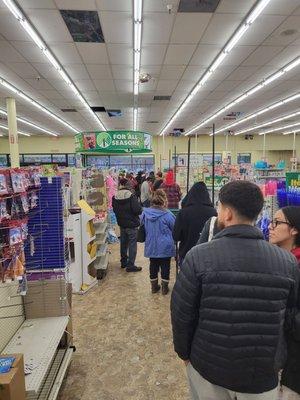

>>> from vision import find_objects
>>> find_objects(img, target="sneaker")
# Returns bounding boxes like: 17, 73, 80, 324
120, 264, 127, 269
126, 266, 142, 272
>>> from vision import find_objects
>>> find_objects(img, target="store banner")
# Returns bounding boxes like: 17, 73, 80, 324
75, 131, 152, 154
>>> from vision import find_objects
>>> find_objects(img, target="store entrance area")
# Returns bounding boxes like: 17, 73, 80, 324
59, 244, 188, 400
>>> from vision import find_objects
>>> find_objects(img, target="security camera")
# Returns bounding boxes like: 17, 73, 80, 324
167, 4, 173, 14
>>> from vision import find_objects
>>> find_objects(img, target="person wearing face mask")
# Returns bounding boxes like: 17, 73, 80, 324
269, 206, 300, 400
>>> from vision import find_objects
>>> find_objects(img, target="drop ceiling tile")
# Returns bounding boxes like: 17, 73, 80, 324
73, 79, 95, 91
214, 80, 242, 91
8, 62, 39, 79
94, 80, 115, 91
50, 43, 82, 64
0, 42, 25, 63
48, 79, 70, 90
156, 80, 178, 92
216, 0, 256, 13
32, 63, 64, 80
264, 16, 300, 46
238, 15, 286, 46
144, 0, 180, 13
10, 41, 47, 63
174, 80, 195, 93
143, 13, 175, 44
164, 44, 196, 65
180, 66, 207, 82
140, 65, 161, 78
222, 45, 256, 66
114, 80, 133, 92
262, 0, 300, 15
201, 13, 244, 45
0, 13, 30, 41
107, 44, 132, 65
86, 64, 113, 80
159, 65, 186, 80
242, 46, 284, 66
141, 44, 168, 66
171, 14, 211, 44
18, 0, 56, 8
65, 64, 90, 80
100, 12, 132, 44
55, 0, 97, 10
190, 44, 222, 66
38, 90, 64, 100
226, 66, 260, 81
96, 0, 132, 12
26, 9, 72, 43
76, 43, 109, 64
139, 79, 157, 92
81, 91, 101, 101
24, 78, 54, 91
111, 65, 132, 80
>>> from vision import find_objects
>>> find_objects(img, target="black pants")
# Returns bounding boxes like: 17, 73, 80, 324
120, 227, 138, 268
149, 258, 171, 281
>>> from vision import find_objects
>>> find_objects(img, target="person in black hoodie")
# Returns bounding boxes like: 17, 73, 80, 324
112, 178, 142, 273
173, 182, 217, 262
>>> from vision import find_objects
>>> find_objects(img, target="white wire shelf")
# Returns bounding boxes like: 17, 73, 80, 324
3, 316, 69, 395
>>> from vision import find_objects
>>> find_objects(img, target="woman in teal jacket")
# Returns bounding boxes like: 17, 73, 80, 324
141, 189, 175, 295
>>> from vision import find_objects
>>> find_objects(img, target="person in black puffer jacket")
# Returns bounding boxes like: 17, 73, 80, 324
173, 182, 217, 262
112, 178, 142, 273
171, 181, 300, 399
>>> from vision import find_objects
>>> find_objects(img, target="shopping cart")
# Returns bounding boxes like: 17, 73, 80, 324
169, 208, 180, 277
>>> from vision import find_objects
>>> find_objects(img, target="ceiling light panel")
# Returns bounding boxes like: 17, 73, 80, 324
1, 0, 106, 131
133, 0, 143, 130
159, 0, 273, 136
185, 56, 300, 136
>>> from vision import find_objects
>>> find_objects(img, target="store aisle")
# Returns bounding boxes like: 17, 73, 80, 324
59, 243, 189, 400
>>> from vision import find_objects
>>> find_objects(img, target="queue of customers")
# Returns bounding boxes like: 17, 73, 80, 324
112, 172, 300, 400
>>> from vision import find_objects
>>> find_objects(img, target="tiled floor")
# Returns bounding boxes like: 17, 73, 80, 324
59, 243, 189, 400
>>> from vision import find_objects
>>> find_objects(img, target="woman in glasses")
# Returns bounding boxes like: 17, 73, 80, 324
269, 206, 300, 400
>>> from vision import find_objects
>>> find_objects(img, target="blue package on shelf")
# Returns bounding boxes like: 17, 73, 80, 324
25, 177, 66, 271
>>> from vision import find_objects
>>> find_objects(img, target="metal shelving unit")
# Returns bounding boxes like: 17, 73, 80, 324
3, 317, 69, 396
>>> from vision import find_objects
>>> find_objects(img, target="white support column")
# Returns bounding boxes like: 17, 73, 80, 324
6, 97, 19, 167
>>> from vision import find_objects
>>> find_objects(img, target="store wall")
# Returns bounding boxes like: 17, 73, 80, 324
0, 134, 298, 167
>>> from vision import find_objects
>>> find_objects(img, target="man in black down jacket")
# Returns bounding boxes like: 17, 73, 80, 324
112, 178, 142, 273
171, 180, 300, 399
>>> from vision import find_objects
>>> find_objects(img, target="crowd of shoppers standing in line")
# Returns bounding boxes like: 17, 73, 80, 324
112, 169, 300, 400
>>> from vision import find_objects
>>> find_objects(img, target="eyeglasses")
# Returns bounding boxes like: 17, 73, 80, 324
270, 220, 291, 229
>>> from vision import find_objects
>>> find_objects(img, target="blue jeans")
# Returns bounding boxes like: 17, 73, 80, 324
120, 227, 138, 268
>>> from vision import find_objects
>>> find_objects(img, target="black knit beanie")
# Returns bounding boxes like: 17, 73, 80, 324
282, 206, 300, 246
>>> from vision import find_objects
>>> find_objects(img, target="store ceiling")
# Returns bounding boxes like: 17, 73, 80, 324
0, 0, 299, 137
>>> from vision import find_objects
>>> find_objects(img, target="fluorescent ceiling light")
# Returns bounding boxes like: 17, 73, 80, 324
215, 93, 300, 135
234, 111, 300, 136
0, 108, 58, 136
0, 77, 78, 133
133, 109, 138, 131
2, 0, 106, 131
133, 0, 143, 130
257, 121, 300, 135
160, 0, 272, 136
185, 56, 300, 136
0, 123, 30, 136
283, 128, 300, 136
134, 0, 142, 21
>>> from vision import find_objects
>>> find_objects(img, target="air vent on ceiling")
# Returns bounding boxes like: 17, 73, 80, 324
107, 109, 122, 117
147, 121, 159, 124
60, 10, 104, 43
153, 95, 171, 101
91, 106, 106, 112
178, 0, 221, 12
61, 108, 77, 112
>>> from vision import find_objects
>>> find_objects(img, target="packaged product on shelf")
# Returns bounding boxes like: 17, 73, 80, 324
10, 169, 26, 193
0, 170, 11, 195
0, 199, 10, 222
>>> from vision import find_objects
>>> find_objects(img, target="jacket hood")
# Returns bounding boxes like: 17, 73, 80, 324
182, 182, 213, 208
143, 207, 169, 221
114, 188, 132, 200
291, 247, 300, 263
214, 225, 264, 240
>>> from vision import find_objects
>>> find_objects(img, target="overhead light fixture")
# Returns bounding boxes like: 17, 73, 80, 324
0, 77, 78, 133
234, 111, 300, 136
2, 0, 106, 131
0, 123, 30, 136
215, 92, 300, 135
160, 0, 272, 136
257, 121, 300, 135
133, 0, 143, 130
185, 56, 300, 136
283, 128, 300, 136
0, 108, 58, 136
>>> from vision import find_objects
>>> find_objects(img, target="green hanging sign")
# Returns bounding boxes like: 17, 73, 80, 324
75, 131, 152, 154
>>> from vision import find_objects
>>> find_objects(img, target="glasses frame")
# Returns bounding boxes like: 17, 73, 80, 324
270, 220, 292, 229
